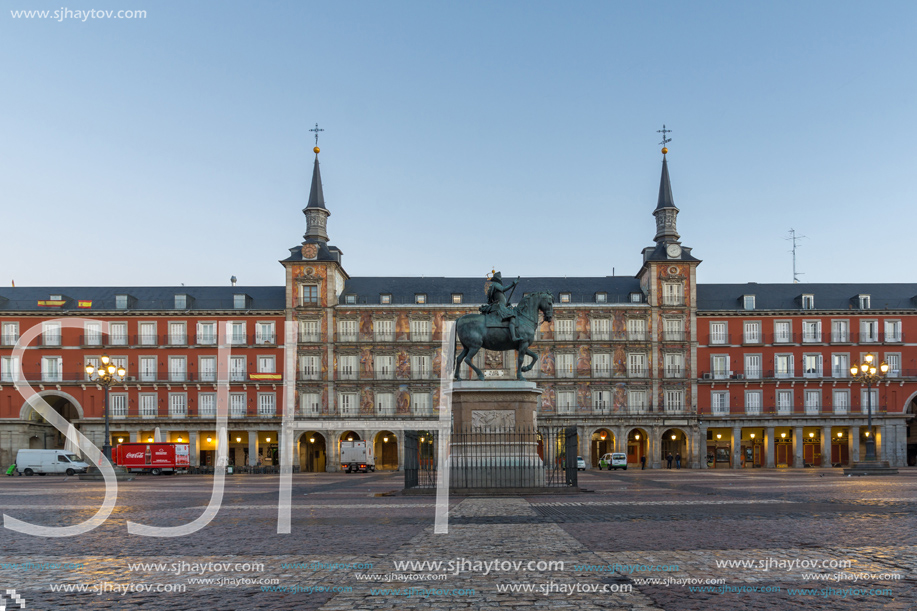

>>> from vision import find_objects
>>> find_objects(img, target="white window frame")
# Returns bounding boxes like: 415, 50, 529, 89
109, 322, 127, 346
627, 318, 647, 341
168, 393, 187, 418
744, 354, 762, 380
556, 390, 575, 414
255, 322, 276, 345
804, 390, 820, 415
257, 393, 276, 416
860, 388, 879, 414
233, 294, 247, 309
1, 356, 20, 382
592, 353, 611, 378
109, 392, 128, 418
743, 295, 755, 310
711, 355, 729, 380
375, 392, 394, 416
300, 392, 320, 416
299, 355, 321, 381
84, 321, 102, 346
411, 355, 431, 380
711, 390, 729, 415
885, 353, 901, 377
709, 321, 728, 345
858, 294, 870, 310
745, 390, 762, 415
801, 294, 815, 310
139, 356, 157, 382
338, 392, 358, 416
802, 320, 821, 343
196, 322, 216, 346
776, 390, 793, 415
168, 321, 187, 346
374, 355, 394, 380
339, 355, 358, 380
229, 393, 246, 417
298, 319, 320, 342
860, 319, 879, 343
664, 318, 684, 341
592, 390, 611, 414
831, 319, 849, 343
337, 319, 357, 342
664, 352, 683, 378
628, 389, 647, 414
139, 394, 157, 417
802, 353, 823, 379
832, 353, 849, 378
168, 356, 187, 382
374, 319, 395, 342
230, 322, 247, 345
1, 322, 20, 346
590, 318, 611, 341
42, 321, 62, 346
557, 353, 575, 378
257, 355, 275, 374
198, 393, 217, 417
662, 283, 684, 306
230, 356, 246, 382
554, 319, 575, 341
139, 321, 158, 346
743, 321, 762, 344
411, 392, 431, 416
410, 319, 432, 342
884, 320, 902, 343
627, 352, 647, 378
774, 354, 793, 379
832, 389, 850, 415
41, 356, 62, 382
664, 389, 684, 413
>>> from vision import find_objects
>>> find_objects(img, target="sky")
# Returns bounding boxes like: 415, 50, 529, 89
1, 1, 915, 287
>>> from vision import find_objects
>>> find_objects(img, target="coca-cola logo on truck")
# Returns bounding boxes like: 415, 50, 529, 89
124, 452, 145, 460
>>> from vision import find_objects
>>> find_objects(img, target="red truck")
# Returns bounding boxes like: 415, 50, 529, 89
113, 443, 191, 475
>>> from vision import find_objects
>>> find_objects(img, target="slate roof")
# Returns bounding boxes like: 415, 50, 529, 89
338, 277, 644, 305
0, 286, 286, 312
697, 283, 917, 312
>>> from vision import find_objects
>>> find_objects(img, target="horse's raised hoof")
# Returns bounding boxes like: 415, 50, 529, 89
476, 374, 485, 381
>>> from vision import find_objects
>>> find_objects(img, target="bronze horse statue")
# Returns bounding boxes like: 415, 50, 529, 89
454, 291, 554, 381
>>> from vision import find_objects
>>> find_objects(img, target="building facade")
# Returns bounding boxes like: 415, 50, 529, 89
1, 148, 915, 470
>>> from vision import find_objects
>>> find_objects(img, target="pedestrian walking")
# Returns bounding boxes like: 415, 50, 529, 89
640, 455, 646, 470
666, 452, 673, 469
675, 452, 682, 469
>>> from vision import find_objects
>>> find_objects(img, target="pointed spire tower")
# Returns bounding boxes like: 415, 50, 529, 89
653, 130, 679, 245
303, 144, 330, 242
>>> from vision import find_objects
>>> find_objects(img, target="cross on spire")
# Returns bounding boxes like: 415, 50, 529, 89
309, 123, 324, 147
657, 124, 672, 147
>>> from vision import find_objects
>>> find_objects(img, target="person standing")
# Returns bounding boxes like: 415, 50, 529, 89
666, 452, 673, 469
675, 452, 682, 469
640, 455, 646, 470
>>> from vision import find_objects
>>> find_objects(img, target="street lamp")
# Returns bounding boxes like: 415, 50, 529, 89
85, 354, 126, 462
849, 353, 888, 462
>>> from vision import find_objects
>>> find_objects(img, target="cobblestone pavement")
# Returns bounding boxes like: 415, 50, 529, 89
0, 469, 914, 609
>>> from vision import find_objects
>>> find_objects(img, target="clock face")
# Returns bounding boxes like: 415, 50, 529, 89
666, 244, 682, 258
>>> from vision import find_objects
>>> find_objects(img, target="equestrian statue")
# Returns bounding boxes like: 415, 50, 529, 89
454, 272, 554, 381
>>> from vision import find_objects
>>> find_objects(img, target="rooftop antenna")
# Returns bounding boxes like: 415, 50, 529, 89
786, 229, 807, 283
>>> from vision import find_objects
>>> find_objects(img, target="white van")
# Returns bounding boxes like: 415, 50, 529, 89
15, 449, 91, 476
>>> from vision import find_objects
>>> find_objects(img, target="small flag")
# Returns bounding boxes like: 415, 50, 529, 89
11, 280, 14, 287
78, 300, 92, 309
37, 300, 66, 307
249, 373, 282, 381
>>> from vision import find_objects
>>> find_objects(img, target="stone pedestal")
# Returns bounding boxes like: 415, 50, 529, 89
843, 460, 899, 476
450, 380, 546, 490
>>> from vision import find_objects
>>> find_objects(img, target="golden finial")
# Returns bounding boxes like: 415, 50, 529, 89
661, 147, 668, 155
313, 146, 320, 154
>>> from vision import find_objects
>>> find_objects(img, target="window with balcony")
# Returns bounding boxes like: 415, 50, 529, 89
627, 353, 647, 378
43, 321, 61, 346
664, 389, 684, 413
257, 356, 275, 374
556, 353, 574, 378
774, 354, 793, 378
411, 355, 431, 379
628, 389, 647, 413
169, 322, 187, 345
338, 320, 357, 342
860, 388, 879, 414
198, 393, 216, 417
832, 389, 849, 415
627, 318, 647, 341
804, 390, 820, 415
745, 390, 762, 415
299, 355, 320, 380
743, 321, 762, 344
371, 355, 392, 379
664, 318, 684, 341
339, 392, 358, 415
299, 319, 320, 342
664, 352, 683, 378
776, 390, 793, 415
109, 322, 127, 346
662, 283, 684, 306
374, 319, 395, 342
169, 356, 187, 382
258, 393, 276, 416
554, 319, 574, 341
744, 354, 762, 379
139, 394, 158, 417
301, 392, 320, 416
592, 390, 611, 413
229, 393, 246, 417
110, 393, 128, 418
375, 392, 394, 416
803, 354, 822, 378
1, 322, 19, 346
256, 322, 275, 345
1, 356, 20, 382
84, 322, 102, 346
591, 318, 610, 341
711, 391, 729, 415
831, 320, 849, 343
41, 356, 62, 382
886, 353, 901, 377
230, 356, 246, 382
135, 322, 154, 346
831, 353, 849, 378
411, 392, 431, 416
139, 356, 157, 382
861, 320, 879, 342
802, 320, 821, 343
711, 355, 729, 379
710, 321, 728, 345
556, 390, 575, 414
592, 353, 611, 378
410, 319, 432, 342
339, 355, 357, 380
169, 393, 187, 417
198, 357, 216, 382
301, 285, 318, 306
193, 322, 213, 345
774, 320, 792, 343
885, 320, 902, 342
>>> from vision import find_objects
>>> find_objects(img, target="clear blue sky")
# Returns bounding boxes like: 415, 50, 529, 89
2, 1, 914, 287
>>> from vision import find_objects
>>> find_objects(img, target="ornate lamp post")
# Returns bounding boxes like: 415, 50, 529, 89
85, 355, 126, 462
849, 353, 887, 463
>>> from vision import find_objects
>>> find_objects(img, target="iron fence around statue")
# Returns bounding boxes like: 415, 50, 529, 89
404, 426, 578, 490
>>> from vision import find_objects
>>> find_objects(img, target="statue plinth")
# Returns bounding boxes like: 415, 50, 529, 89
450, 380, 545, 489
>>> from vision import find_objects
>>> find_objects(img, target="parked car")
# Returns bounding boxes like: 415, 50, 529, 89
15, 449, 90, 476
576, 456, 586, 471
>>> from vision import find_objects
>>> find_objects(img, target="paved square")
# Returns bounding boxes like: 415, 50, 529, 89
0, 469, 914, 610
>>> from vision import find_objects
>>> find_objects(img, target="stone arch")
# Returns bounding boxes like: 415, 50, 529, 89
589, 427, 615, 467
624, 427, 648, 466
373, 430, 399, 470
661, 427, 689, 467
20, 390, 85, 421
298, 431, 327, 472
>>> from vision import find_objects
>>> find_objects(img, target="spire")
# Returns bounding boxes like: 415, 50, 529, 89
655, 155, 676, 211
304, 154, 326, 210
302, 129, 330, 242
652, 136, 679, 244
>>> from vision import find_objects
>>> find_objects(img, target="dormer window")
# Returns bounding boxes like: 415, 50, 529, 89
559, 292, 571, 303
233, 294, 247, 309
452, 294, 463, 304
380, 294, 391, 304
595, 292, 607, 303
415, 294, 427, 304
49, 294, 62, 301
630, 292, 643, 303
345, 294, 357, 304
801, 294, 814, 310
858, 294, 870, 310
115, 294, 128, 310
743, 295, 755, 311
174, 294, 188, 309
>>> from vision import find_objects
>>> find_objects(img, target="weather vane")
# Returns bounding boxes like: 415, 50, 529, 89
309, 123, 324, 147
657, 124, 672, 153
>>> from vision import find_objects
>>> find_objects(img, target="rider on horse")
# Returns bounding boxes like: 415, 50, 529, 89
482, 271, 519, 342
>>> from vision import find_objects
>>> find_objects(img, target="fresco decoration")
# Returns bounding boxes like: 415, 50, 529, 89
359, 312, 373, 340
612, 311, 626, 340
613, 346, 626, 377
291, 265, 327, 308
433, 311, 445, 341
577, 384, 590, 413
575, 311, 589, 340
541, 318, 553, 341
360, 386, 374, 414
431, 348, 443, 378
396, 351, 410, 379
321, 387, 328, 415
576, 345, 591, 376
396, 386, 410, 414
331, 353, 337, 380
396, 313, 410, 341
321, 349, 328, 375
614, 384, 627, 412
540, 349, 555, 377
360, 348, 373, 378
541, 384, 555, 413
